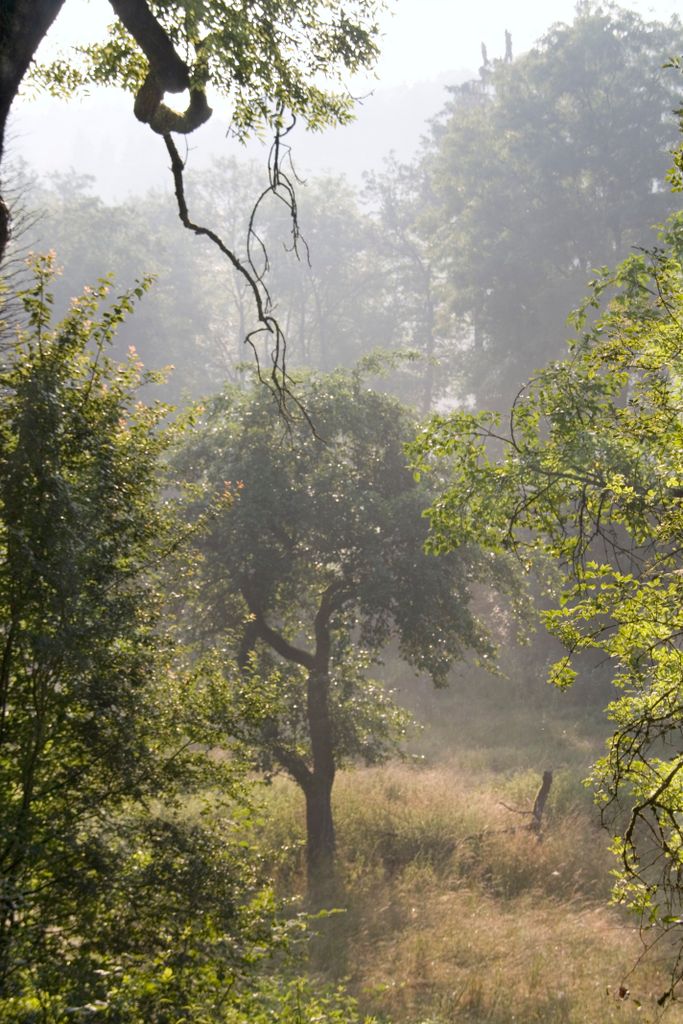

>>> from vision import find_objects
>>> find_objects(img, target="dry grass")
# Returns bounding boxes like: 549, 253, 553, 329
254, 762, 683, 1024
352, 887, 671, 1023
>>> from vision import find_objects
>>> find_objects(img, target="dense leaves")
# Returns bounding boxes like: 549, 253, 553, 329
178, 371, 503, 888
0, 255, 172, 993
183, 370, 493, 683
0, 258, 361, 1021
409, 235, 683, 997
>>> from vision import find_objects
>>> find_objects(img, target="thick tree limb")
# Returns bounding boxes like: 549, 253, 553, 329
240, 586, 315, 672
0, 0, 67, 261
270, 740, 311, 789
108, 0, 188, 90
108, 0, 211, 134
241, 581, 347, 674
313, 582, 347, 670
251, 618, 314, 671
137, 78, 211, 134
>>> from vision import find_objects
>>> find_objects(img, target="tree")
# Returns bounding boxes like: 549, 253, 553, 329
0, 255, 321, 1019
0, 0, 384, 380
420, 3, 683, 409
408, 231, 683, 1002
22, 163, 412, 397
364, 157, 444, 412
18, 166, 237, 401
178, 370, 499, 900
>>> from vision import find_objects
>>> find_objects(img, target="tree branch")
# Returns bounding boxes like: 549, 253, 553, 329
270, 740, 311, 789
163, 133, 302, 413
108, 0, 188, 90
240, 586, 315, 671
109, 0, 212, 134
313, 582, 347, 669
623, 756, 683, 866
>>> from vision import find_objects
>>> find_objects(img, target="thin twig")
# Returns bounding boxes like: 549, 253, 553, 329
162, 132, 315, 430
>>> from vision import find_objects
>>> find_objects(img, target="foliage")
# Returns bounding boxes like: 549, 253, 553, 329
177, 369, 509, 885
419, 1, 683, 407
409, 232, 683, 998
32, 0, 384, 138
29, 0, 683, 418
0, 256, 341, 1020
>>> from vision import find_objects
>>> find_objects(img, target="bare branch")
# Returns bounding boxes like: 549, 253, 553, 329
163, 132, 315, 427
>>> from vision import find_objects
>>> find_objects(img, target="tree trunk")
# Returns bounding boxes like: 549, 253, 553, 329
421, 281, 436, 414
0, 0, 67, 260
530, 769, 553, 835
303, 771, 335, 897
305, 665, 336, 904
242, 585, 342, 904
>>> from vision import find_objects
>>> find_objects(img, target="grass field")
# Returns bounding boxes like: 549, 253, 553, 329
253, 754, 683, 1024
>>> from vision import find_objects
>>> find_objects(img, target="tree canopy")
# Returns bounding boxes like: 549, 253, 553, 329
178, 370, 501, 895
418, 2, 683, 408
409, 228, 683, 1000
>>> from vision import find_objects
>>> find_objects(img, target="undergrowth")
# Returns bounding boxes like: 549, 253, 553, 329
253, 762, 683, 1024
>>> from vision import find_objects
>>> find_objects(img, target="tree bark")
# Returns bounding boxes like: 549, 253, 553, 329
241, 581, 343, 904
0, 0, 66, 260
304, 666, 336, 901
302, 768, 336, 900
421, 274, 435, 414
531, 769, 553, 835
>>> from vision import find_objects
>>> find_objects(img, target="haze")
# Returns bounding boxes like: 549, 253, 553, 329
5, 0, 683, 1018
10, 0, 683, 195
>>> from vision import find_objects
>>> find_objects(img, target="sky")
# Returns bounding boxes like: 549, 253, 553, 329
374, 0, 681, 85
33, 0, 683, 88
8, 0, 683, 196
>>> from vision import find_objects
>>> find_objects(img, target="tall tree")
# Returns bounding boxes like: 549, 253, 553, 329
421, 3, 683, 409
0, 255, 225, 1005
22, 167, 241, 401
179, 371, 501, 900
263, 174, 401, 374
408, 232, 683, 1003
364, 157, 444, 412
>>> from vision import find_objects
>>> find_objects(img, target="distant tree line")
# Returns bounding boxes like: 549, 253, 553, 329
14, 3, 683, 412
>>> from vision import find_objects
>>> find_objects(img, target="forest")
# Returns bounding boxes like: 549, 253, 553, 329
3, 1, 683, 1021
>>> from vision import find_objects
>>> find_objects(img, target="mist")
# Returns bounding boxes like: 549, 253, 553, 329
3, 1, 683, 1020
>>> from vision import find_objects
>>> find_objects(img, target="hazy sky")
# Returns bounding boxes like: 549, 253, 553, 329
38, 0, 683, 88
10, 0, 683, 197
